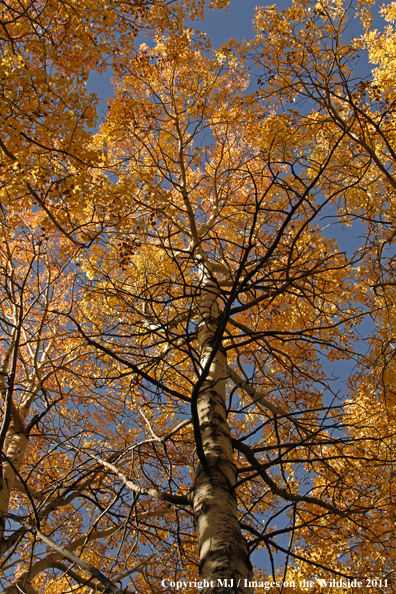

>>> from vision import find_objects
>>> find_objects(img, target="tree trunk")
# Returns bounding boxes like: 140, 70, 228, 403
192, 272, 253, 594
0, 418, 28, 543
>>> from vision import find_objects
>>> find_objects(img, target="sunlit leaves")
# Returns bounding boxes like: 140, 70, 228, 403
3, 0, 396, 592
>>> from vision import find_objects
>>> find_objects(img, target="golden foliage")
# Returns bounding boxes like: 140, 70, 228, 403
1, 0, 396, 593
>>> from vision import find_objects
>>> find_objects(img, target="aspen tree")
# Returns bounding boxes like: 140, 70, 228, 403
2, 1, 396, 592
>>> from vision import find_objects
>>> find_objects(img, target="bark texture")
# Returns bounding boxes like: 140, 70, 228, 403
193, 273, 253, 594
0, 398, 28, 545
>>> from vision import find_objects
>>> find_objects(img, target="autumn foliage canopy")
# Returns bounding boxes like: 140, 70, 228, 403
1, 0, 396, 592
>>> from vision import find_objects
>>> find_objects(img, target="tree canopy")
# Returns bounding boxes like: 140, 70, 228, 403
1, 0, 396, 593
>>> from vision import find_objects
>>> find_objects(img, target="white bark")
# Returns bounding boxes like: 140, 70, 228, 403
0, 402, 28, 542
192, 271, 253, 594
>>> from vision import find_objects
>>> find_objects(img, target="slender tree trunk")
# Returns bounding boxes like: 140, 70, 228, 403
192, 272, 253, 594
0, 411, 28, 544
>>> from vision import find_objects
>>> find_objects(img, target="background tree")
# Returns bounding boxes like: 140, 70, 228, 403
1, 0, 396, 593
